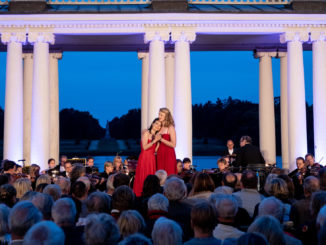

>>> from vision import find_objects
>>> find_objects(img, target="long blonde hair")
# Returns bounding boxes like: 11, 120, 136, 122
159, 108, 175, 127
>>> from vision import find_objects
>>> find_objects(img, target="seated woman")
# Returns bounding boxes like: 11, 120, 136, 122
186, 173, 215, 204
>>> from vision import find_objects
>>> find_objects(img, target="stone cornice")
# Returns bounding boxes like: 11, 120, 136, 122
0, 14, 326, 34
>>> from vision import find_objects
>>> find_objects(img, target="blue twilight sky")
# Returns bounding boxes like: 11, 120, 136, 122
0, 51, 313, 127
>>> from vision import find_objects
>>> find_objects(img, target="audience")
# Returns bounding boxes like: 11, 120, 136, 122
0, 154, 326, 245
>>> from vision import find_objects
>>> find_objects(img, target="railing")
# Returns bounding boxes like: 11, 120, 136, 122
0, 0, 292, 5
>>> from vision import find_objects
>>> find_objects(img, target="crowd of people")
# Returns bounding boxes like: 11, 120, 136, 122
0, 148, 325, 245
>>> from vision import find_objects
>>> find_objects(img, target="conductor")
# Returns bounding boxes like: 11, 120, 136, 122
235, 135, 265, 168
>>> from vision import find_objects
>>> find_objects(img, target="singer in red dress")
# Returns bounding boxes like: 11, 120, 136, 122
133, 118, 162, 197
156, 108, 177, 175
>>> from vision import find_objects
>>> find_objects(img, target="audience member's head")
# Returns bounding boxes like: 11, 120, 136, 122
236, 232, 269, 245
191, 173, 215, 195
84, 213, 120, 245
118, 233, 152, 245
13, 178, 32, 199
268, 178, 289, 202
113, 173, 130, 188
163, 177, 187, 201
30, 193, 54, 220
263, 173, 278, 194
222, 172, 237, 189
209, 194, 237, 223
3, 160, 16, 174
278, 174, 294, 199
151, 217, 182, 245
155, 170, 168, 186
86, 191, 111, 214
70, 165, 86, 184
248, 215, 286, 245
304, 176, 320, 197
241, 170, 258, 189
0, 204, 10, 237
9, 201, 42, 240
23, 221, 65, 245
190, 201, 217, 236
147, 193, 169, 212
311, 191, 326, 218
43, 184, 62, 201
142, 175, 161, 198
0, 184, 16, 207
118, 210, 146, 238
52, 198, 76, 227
258, 196, 284, 222
71, 181, 88, 200
77, 176, 91, 193
36, 174, 51, 188
112, 186, 135, 212
54, 177, 71, 195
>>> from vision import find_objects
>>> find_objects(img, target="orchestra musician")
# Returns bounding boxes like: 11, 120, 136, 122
223, 139, 237, 165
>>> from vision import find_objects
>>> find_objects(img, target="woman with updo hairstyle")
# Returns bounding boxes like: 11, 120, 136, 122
157, 108, 177, 175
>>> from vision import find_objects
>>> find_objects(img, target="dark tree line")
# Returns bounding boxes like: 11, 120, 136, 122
0, 98, 315, 154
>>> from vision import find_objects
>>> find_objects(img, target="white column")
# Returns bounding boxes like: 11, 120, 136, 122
311, 32, 326, 164
49, 52, 62, 164
28, 32, 55, 170
278, 52, 290, 169
165, 52, 175, 116
255, 52, 276, 165
172, 30, 196, 160
138, 52, 149, 131
281, 32, 308, 170
2, 32, 25, 162
144, 31, 169, 123
23, 53, 33, 166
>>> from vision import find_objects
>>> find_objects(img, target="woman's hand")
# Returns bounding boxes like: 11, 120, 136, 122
154, 133, 162, 143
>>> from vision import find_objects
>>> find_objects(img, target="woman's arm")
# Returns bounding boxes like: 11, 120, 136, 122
142, 132, 161, 150
160, 126, 176, 148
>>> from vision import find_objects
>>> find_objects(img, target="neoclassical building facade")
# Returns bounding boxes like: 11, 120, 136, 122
0, 0, 325, 170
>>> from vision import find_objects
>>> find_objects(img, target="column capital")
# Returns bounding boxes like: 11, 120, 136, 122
28, 32, 55, 45
50, 52, 62, 60
280, 31, 309, 44
165, 52, 174, 59
1, 32, 26, 44
171, 29, 196, 43
254, 51, 277, 59
138, 52, 149, 60
144, 29, 170, 43
310, 31, 326, 42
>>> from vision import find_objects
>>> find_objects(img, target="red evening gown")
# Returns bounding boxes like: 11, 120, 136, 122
133, 139, 157, 197
157, 134, 177, 175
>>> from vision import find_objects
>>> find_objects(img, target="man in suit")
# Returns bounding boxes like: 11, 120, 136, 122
223, 140, 237, 166
235, 135, 265, 168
